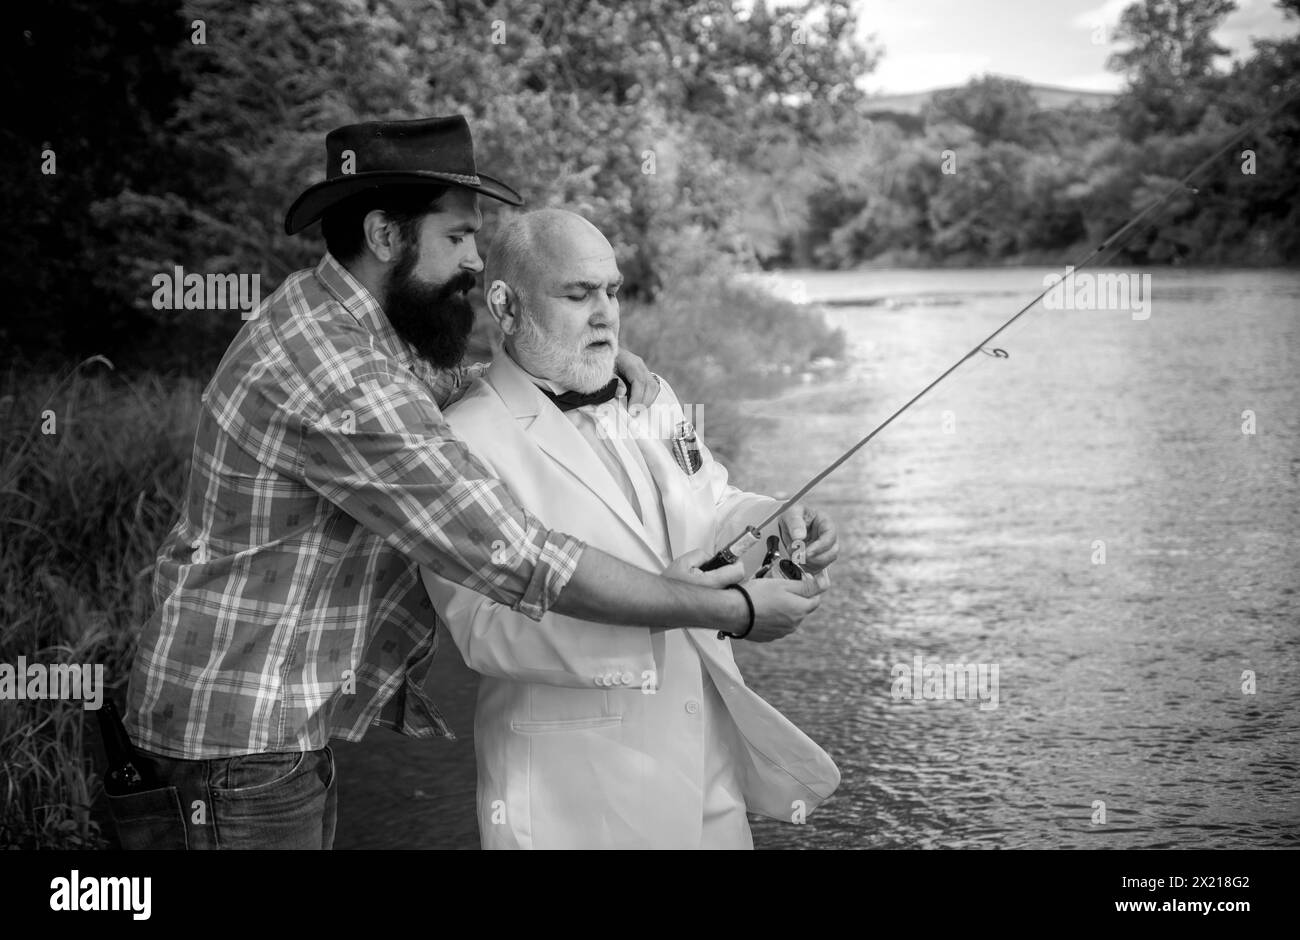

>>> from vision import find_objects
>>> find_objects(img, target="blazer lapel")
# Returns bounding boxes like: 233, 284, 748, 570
486, 355, 665, 565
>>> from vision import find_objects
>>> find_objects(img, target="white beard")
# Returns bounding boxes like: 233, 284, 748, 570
513, 312, 618, 394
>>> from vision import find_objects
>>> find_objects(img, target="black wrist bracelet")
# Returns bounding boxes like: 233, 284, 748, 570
717, 583, 755, 640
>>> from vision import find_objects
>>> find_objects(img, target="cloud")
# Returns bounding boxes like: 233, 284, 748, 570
854, 0, 935, 41
1058, 70, 1126, 92
1216, 0, 1296, 57
1069, 0, 1131, 31
865, 51, 995, 94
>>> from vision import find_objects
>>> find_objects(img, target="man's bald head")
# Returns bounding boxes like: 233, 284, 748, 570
486, 208, 614, 309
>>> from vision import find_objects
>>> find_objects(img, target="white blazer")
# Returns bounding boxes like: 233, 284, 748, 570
421, 354, 840, 848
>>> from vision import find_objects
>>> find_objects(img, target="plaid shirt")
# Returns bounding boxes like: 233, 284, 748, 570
125, 254, 584, 758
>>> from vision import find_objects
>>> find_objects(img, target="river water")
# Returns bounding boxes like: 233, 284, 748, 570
334, 267, 1300, 849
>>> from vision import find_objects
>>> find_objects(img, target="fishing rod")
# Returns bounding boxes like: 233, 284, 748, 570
701, 89, 1300, 575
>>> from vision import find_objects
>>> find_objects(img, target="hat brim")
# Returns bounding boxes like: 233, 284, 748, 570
283, 170, 523, 235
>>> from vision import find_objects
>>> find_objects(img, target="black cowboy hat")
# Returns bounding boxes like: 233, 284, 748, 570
283, 115, 523, 235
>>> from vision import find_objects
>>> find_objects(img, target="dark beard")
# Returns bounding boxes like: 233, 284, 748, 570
382, 243, 477, 370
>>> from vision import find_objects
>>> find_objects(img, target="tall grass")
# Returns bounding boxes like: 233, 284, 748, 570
0, 280, 843, 849
0, 359, 201, 848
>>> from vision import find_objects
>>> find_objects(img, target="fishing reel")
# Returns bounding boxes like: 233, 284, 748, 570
699, 526, 811, 581
709, 531, 819, 640
755, 534, 809, 582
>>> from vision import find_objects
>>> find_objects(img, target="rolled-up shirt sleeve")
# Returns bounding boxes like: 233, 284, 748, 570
297, 367, 584, 621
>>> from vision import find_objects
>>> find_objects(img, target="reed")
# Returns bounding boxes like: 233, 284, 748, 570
0, 359, 200, 848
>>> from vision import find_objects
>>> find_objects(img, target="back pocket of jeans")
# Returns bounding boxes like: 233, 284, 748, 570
106, 786, 189, 850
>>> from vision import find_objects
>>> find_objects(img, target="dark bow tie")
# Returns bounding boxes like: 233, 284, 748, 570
536, 378, 621, 413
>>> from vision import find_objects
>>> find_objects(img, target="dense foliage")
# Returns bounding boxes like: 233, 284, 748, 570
5, 0, 1296, 369
5, 0, 869, 367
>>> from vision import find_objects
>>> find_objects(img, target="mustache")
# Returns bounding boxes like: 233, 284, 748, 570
443, 270, 477, 297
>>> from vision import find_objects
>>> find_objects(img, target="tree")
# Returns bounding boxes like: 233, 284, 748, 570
924, 75, 1041, 147
1108, 0, 1237, 140
21, 0, 877, 368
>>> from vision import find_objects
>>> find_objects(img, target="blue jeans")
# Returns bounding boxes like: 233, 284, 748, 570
107, 746, 337, 849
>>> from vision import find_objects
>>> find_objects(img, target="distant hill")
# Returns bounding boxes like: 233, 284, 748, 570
862, 80, 1117, 115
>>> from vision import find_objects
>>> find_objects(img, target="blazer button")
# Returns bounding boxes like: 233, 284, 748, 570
594, 676, 605, 687
684, 700, 700, 715
620, 671, 633, 685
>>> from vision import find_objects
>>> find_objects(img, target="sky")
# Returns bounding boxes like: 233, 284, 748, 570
854, 0, 1297, 93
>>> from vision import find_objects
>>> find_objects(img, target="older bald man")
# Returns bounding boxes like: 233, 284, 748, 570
420, 209, 841, 849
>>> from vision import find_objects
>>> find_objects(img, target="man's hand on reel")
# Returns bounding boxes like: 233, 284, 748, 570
663, 548, 825, 643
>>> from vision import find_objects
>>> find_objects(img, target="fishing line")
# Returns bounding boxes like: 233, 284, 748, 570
701, 88, 1300, 573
